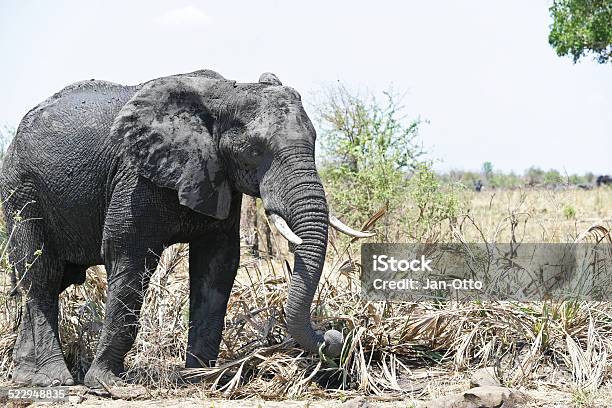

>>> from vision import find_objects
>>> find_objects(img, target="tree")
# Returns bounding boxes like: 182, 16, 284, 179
313, 83, 425, 225
544, 169, 563, 185
0, 125, 15, 165
548, 0, 612, 63
482, 161, 493, 181
314, 84, 424, 174
525, 166, 545, 186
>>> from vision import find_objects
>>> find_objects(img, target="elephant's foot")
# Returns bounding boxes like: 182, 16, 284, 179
14, 360, 74, 386
11, 361, 37, 385
185, 351, 217, 369
84, 364, 125, 389
84, 365, 147, 400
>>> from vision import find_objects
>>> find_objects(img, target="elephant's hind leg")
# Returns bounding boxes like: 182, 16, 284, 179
11, 306, 36, 385
8, 211, 74, 386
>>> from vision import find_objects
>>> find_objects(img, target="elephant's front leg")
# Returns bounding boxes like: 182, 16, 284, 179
84, 244, 161, 388
186, 227, 240, 368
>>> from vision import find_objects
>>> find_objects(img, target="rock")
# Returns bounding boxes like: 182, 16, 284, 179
87, 384, 148, 400
425, 386, 527, 408
342, 396, 371, 408
470, 366, 501, 388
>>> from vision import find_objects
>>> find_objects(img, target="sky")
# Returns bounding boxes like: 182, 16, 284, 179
0, 0, 610, 174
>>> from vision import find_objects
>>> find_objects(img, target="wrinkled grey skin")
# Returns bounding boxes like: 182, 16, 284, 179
0, 69, 342, 388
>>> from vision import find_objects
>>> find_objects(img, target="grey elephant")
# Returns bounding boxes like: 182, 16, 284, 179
1, 69, 373, 387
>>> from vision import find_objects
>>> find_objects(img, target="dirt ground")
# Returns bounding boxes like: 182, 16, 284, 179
69, 392, 609, 408
2, 384, 611, 408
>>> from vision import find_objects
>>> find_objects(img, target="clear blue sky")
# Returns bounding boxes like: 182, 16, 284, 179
0, 0, 610, 174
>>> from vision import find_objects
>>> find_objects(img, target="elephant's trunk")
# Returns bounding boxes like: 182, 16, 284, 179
263, 146, 343, 358
285, 194, 343, 357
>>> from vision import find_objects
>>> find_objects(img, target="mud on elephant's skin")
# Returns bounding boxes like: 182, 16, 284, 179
0, 69, 372, 388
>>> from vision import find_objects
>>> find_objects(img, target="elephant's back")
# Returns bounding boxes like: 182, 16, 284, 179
5, 80, 137, 177
1, 80, 139, 263
16, 80, 136, 150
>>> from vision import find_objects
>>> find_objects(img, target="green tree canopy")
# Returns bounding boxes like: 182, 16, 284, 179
312, 83, 426, 226
548, 0, 612, 63
314, 84, 424, 173
482, 161, 493, 181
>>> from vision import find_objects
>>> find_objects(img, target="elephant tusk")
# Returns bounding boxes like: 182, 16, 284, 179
329, 214, 376, 238
268, 213, 303, 246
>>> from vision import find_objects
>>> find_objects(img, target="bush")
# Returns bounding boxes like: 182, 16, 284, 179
525, 166, 545, 186
315, 84, 424, 229
563, 203, 576, 220
488, 171, 522, 189
544, 169, 563, 185
406, 163, 463, 240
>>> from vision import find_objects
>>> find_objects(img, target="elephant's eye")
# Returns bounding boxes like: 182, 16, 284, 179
248, 147, 263, 158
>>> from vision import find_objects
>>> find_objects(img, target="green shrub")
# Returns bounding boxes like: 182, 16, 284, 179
488, 171, 522, 189
563, 204, 576, 220
315, 84, 424, 229
406, 163, 463, 238
525, 166, 545, 186
314, 84, 464, 242
544, 169, 563, 185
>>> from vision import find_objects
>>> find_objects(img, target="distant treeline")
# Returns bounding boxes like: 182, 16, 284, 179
441, 166, 607, 190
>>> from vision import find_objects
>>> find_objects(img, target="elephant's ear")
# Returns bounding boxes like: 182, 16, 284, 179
111, 76, 232, 220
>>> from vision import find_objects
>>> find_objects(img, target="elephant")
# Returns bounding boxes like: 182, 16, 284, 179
0, 69, 373, 388
596, 175, 611, 187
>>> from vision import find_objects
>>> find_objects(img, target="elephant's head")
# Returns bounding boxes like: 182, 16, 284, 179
111, 70, 372, 358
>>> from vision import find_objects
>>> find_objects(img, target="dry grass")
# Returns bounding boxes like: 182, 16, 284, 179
0, 187, 611, 403
460, 187, 611, 243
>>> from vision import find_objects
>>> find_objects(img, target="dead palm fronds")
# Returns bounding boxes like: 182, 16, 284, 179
0, 190, 610, 399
